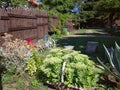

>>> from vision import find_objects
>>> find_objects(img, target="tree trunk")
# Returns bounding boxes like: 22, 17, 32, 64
108, 12, 115, 28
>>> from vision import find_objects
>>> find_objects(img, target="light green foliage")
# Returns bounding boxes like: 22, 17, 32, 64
97, 43, 120, 80
52, 25, 62, 36
40, 48, 102, 88
26, 49, 43, 75
31, 79, 39, 86
26, 57, 37, 76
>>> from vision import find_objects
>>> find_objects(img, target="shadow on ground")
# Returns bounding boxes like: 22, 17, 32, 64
74, 33, 108, 36
57, 36, 120, 62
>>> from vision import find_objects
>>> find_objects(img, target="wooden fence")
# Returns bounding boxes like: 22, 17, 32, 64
0, 8, 73, 42
0, 8, 58, 41
66, 19, 74, 32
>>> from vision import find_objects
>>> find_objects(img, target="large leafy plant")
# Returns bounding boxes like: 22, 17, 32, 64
97, 43, 120, 81
40, 48, 101, 88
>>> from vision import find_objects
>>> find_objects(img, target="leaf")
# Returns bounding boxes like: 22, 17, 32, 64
114, 42, 120, 73
103, 45, 115, 68
41, 48, 101, 88
97, 57, 120, 80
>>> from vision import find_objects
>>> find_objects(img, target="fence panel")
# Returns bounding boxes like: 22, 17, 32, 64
0, 8, 9, 34
0, 8, 76, 43
66, 19, 73, 32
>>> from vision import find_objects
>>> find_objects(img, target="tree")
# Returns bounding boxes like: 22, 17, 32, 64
42, 0, 74, 13
0, 0, 27, 7
42, 0, 76, 27
11, 0, 26, 7
71, 0, 97, 28
94, 0, 120, 28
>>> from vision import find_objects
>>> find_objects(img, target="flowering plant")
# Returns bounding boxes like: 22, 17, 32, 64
0, 33, 32, 74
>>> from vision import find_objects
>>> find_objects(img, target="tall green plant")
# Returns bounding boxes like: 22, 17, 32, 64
97, 42, 120, 80
26, 49, 44, 76
52, 25, 61, 36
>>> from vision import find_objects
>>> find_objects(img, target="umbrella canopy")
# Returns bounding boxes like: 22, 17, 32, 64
71, 3, 79, 14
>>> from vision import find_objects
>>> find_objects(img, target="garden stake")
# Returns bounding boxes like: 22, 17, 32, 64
61, 59, 66, 83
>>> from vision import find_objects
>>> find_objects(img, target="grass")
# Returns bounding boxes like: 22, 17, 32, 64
69, 29, 86, 35
104, 28, 120, 36
69, 28, 106, 35
92, 29, 103, 35
2, 72, 48, 90
57, 32, 120, 62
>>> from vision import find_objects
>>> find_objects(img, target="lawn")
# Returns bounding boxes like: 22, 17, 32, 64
57, 30, 120, 62
104, 28, 120, 36
69, 29, 87, 35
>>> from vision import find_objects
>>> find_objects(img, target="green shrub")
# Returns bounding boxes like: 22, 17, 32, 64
40, 48, 102, 88
52, 25, 62, 36
26, 49, 43, 76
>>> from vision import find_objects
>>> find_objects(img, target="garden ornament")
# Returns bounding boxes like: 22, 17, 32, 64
28, 0, 42, 6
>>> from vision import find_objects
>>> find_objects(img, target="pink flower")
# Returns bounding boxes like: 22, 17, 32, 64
26, 38, 37, 48
27, 38, 32, 45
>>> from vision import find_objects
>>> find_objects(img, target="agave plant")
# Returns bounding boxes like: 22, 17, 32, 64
97, 42, 120, 81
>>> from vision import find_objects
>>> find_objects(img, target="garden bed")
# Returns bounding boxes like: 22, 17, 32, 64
45, 82, 96, 90
0, 32, 120, 90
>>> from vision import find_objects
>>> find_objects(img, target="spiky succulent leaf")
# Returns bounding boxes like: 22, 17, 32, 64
114, 42, 120, 72
98, 43, 120, 80
103, 45, 115, 68
97, 57, 120, 80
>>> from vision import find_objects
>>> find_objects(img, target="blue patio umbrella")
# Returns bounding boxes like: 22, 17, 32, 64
71, 3, 79, 14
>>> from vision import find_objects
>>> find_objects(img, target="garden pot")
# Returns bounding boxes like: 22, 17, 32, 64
64, 45, 74, 50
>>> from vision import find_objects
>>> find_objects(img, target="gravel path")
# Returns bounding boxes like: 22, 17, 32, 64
86, 29, 93, 34
65, 29, 120, 38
